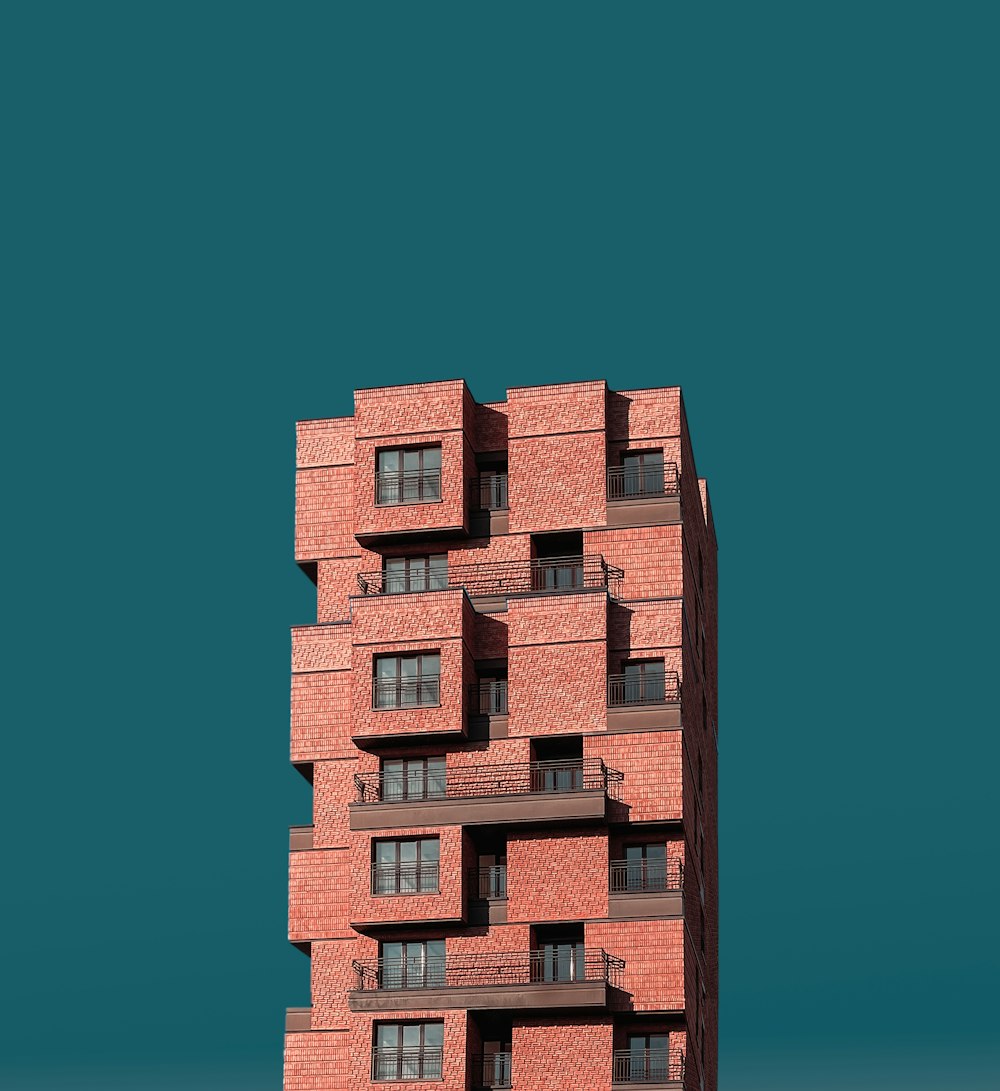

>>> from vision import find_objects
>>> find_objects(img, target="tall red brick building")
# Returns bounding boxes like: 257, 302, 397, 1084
285, 379, 718, 1091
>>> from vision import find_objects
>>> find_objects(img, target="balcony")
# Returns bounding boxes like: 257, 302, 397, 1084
349, 949, 624, 1012
612, 1049, 685, 1087
374, 467, 442, 506
607, 671, 681, 731
471, 472, 509, 535
357, 554, 623, 607
472, 1052, 512, 1090
470, 680, 508, 715
372, 1047, 443, 1082
608, 858, 684, 918
468, 864, 508, 925
468, 680, 509, 741
371, 676, 441, 710
606, 462, 681, 527
349, 758, 623, 831
371, 861, 440, 896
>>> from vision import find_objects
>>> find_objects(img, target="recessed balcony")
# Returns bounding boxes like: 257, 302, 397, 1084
608, 857, 684, 918
612, 1048, 685, 1088
606, 462, 681, 527
374, 467, 442, 506
471, 473, 509, 535
357, 554, 623, 607
607, 671, 681, 731
348, 948, 624, 1012
468, 864, 508, 925
468, 680, 508, 740
472, 1052, 512, 1090
349, 758, 623, 831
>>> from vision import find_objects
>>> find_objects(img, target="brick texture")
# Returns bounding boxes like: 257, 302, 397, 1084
287, 379, 718, 1091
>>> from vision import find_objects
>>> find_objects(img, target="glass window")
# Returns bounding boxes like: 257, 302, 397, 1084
621, 449, 665, 497
373, 653, 441, 708
380, 940, 446, 989
622, 659, 666, 703
376, 446, 442, 505
383, 554, 448, 594
373, 838, 440, 895
373, 1022, 443, 1081
623, 842, 668, 890
627, 1034, 671, 1081
381, 757, 447, 802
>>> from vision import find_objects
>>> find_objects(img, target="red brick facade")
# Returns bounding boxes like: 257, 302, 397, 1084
286, 380, 718, 1091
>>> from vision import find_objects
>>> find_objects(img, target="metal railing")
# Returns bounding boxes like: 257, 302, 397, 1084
358, 554, 623, 598
607, 671, 680, 707
607, 461, 679, 500
353, 948, 624, 991
475, 473, 508, 510
374, 468, 442, 506
371, 1047, 443, 1081
470, 680, 508, 715
371, 676, 441, 709
469, 865, 508, 900
371, 861, 440, 895
472, 1053, 512, 1089
609, 858, 683, 893
612, 1049, 685, 1083
354, 758, 623, 804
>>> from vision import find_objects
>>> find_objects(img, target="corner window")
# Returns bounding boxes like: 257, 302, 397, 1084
373, 838, 440, 895
373, 1022, 443, 1081
373, 653, 441, 709
383, 554, 448, 594
376, 446, 442, 505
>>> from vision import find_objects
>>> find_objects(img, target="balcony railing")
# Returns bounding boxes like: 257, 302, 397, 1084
374, 468, 442, 506
358, 554, 623, 598
371, 861, 440, 895
470, 680, 508, 715
372, 1047, 443, 1081
472, 1052, 512, 1089
353, 948, 624, 992
371, 676, 441, 709
354, 758, 623, 804
609, 858, 683, 894
612, 1049, 685, 1083
607, 462, 680, 500
475, 473, 508, 510
469, 865, 508, 900
607, 671, 680, 707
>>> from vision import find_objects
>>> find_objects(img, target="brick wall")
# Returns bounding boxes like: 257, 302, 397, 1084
349, 824, 465, 926
289, 380, 718, 1091
507, 827, 609, 922
508, 593, 608, 736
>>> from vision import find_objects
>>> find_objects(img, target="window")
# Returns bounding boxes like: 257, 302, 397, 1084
622, 842, 669, 891
532, 932, 585, 982
373, 653, 441, 709
376, 446, 442, 505
373, 1022, 443, 1081
620, 449, 664, 497
626, 1034, 671, 1082
373, 838, 440, 895
380, 940, 446, 989
380, 757, 446, 802
383, 554, 448, 594
621, 659, 667, 704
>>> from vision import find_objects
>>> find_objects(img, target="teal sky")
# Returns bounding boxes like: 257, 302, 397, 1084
2, 3, 998, 1089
